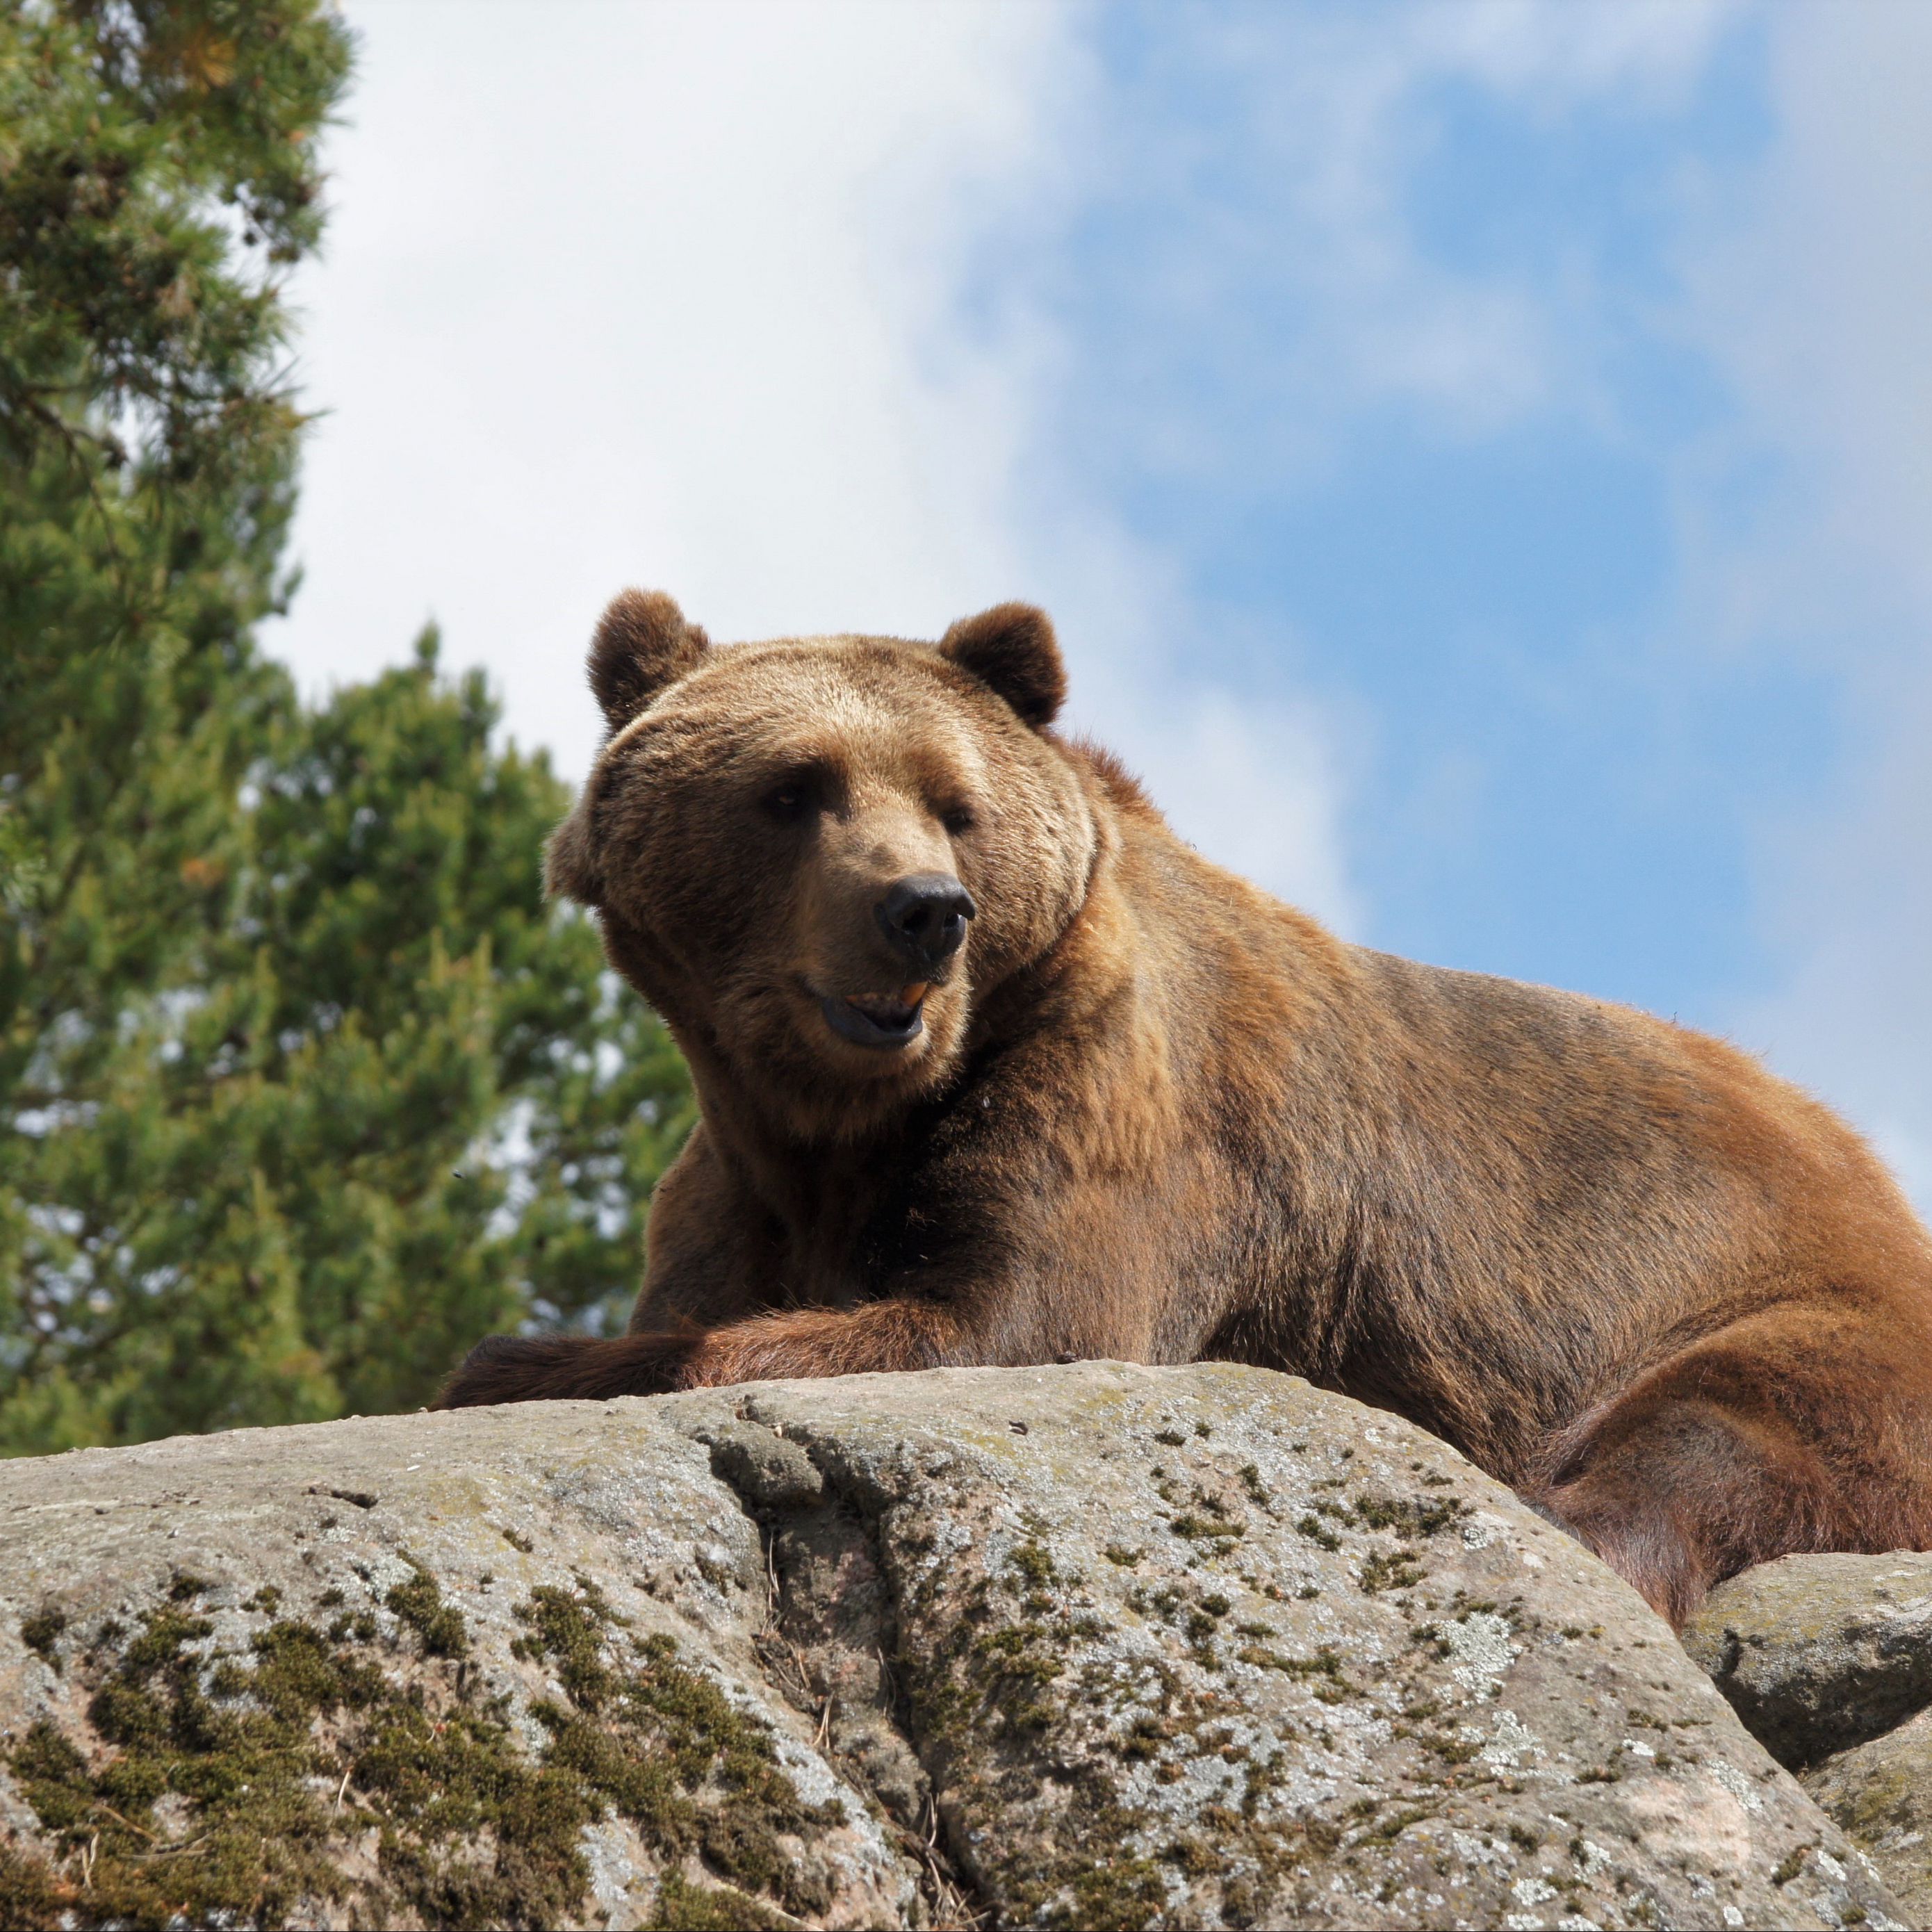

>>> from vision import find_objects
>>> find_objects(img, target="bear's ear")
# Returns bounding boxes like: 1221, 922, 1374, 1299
938, 602, 1066, 730
544, 798, 603, 907
587, 589, 710, 728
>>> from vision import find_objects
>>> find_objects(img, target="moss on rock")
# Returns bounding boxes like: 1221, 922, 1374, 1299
5, 1565, 842, 1929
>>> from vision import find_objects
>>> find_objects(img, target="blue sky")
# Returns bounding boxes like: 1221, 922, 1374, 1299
1013, 6, 1794, 1015
272, 1, 1932, 1206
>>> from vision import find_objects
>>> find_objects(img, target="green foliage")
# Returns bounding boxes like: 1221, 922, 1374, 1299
0, 0, 347, 484
0, 1, 694, 1452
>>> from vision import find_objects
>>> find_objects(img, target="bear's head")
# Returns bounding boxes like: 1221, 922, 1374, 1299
548, 591, 1097, 1138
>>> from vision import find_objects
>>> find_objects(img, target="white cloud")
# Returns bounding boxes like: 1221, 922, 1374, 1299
1091, 0, 1739, 464
268, 0, 1361, 932
275, 2, 1064, 769
1414, 0, 1738, 104
1145, 687, 1360, 931
1675, 2, 1932, 1209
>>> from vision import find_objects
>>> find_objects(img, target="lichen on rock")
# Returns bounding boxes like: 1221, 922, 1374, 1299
676, 1363, 1903, 1931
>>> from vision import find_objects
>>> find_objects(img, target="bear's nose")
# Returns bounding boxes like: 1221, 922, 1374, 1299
876, 874, 976, 966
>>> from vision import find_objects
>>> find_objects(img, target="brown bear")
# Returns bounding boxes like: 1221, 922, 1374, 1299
441, 590, 1932, 1627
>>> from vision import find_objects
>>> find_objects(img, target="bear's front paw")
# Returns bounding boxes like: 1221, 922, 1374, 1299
434, 1330, 700, 1408
434, 1332, 604, 1409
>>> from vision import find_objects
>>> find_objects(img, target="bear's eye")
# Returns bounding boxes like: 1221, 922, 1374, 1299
761, 779, 816, 824
940, 804, 977, 837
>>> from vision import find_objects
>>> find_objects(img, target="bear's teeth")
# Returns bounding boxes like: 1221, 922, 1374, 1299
901, 983, 929, 1005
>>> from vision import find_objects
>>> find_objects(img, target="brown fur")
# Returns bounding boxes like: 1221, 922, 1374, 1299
441, 593, 1932, 1627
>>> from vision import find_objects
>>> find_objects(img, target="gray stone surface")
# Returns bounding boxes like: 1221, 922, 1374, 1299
1804, 1706, 1932, 1929
0, 1397, 919, 1930
1682, 1552, 1932, 1768
0, 1361, 1908, 1930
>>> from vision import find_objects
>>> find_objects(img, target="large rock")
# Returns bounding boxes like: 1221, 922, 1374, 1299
0, 1389, 917, 1931
1682, 1553, 1932, 1767
1680, 1552, 1932, 1925
0, 1362, 1906, 1930
1803, 1708, 1932, 1928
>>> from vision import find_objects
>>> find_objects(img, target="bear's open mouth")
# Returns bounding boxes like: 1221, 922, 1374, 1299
821, 983, 929, 1051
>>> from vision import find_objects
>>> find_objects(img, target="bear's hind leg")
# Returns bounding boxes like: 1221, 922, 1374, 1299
1530, 1308, 1932, 1626
1533, 1398, 1822, 1625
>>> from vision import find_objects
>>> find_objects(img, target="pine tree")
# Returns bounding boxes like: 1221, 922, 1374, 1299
1, 3, 691, 1451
